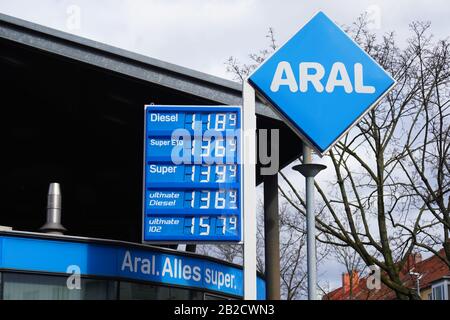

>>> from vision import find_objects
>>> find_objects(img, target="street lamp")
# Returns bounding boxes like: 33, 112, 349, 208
409, 270, 423, 298
292, 145, 326, 300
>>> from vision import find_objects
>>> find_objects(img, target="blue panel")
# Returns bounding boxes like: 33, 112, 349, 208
146, 164, 187, 183
144, 215, 241, 241
117, 248, 205, 289
0, 237, 117, 276
146, 164, 239, 186
249, 11, 395, 154
0, 236, 265, 299
144, 105, 242, 242
202, 260, 244, 296
146, 111, 186, 131
257, 276, 266, 300
146, 190, 187, 210
146, 137, 186, 159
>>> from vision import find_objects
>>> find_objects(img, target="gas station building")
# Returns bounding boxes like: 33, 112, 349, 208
0, 13, 303, 299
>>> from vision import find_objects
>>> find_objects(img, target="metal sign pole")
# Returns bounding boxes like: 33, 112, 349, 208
243, 80, 257, 300
293, 145, 326, 300
304, 146, 317, 300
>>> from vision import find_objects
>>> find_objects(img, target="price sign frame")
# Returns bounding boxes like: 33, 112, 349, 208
142, 105, 243, 244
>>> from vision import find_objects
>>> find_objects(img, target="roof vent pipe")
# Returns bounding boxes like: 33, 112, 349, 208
40, 183, 66, 235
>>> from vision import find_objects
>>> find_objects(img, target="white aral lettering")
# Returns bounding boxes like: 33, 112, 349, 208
121, 251, 133, 272
299, 62, 325, 92
162, 257, 174, 277
354, 63, 375, 93
270, 61, 298, 92
325, 62, 352, 93
270, 61, 375, 94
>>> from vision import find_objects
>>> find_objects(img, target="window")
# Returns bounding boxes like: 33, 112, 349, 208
119, 281, 202, 300
1, 272, 233, 300
432, 285, 444, 300
2, 272, 117, 300
431, 280, 449, 300
119, 282, 169, 300
204, 293, 232, 300
169, 287, 202, 300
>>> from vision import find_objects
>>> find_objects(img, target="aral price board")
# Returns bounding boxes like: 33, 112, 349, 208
143, 105, 242, 242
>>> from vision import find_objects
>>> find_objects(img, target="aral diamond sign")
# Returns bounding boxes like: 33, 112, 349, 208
248, 11, 396, 155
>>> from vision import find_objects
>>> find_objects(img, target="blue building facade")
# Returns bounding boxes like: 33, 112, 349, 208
0, 232, 265, 300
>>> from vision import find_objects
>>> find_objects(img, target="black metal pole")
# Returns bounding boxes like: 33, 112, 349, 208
264, 173, 281, 299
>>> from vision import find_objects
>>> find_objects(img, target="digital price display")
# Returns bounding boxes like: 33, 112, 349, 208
143, 106, 242, 242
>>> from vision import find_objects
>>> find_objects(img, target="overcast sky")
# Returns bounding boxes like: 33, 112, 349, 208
0, 0, 449, 80
1, 0, 448, 295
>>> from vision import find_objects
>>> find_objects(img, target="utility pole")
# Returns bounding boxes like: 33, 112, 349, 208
293, 145, 326, 300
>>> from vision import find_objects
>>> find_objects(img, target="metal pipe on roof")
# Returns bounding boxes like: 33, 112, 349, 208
40, 183, 67, 235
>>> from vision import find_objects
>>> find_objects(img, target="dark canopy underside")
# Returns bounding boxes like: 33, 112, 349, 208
0, 15, 302, 242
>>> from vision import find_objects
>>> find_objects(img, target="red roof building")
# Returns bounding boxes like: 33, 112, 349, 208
323, 250, 450, 300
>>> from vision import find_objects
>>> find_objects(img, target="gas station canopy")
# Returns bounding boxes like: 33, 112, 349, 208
0, 13, 302, 242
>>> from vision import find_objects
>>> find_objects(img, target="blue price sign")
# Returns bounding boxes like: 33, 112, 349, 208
143, 105, 242, 242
